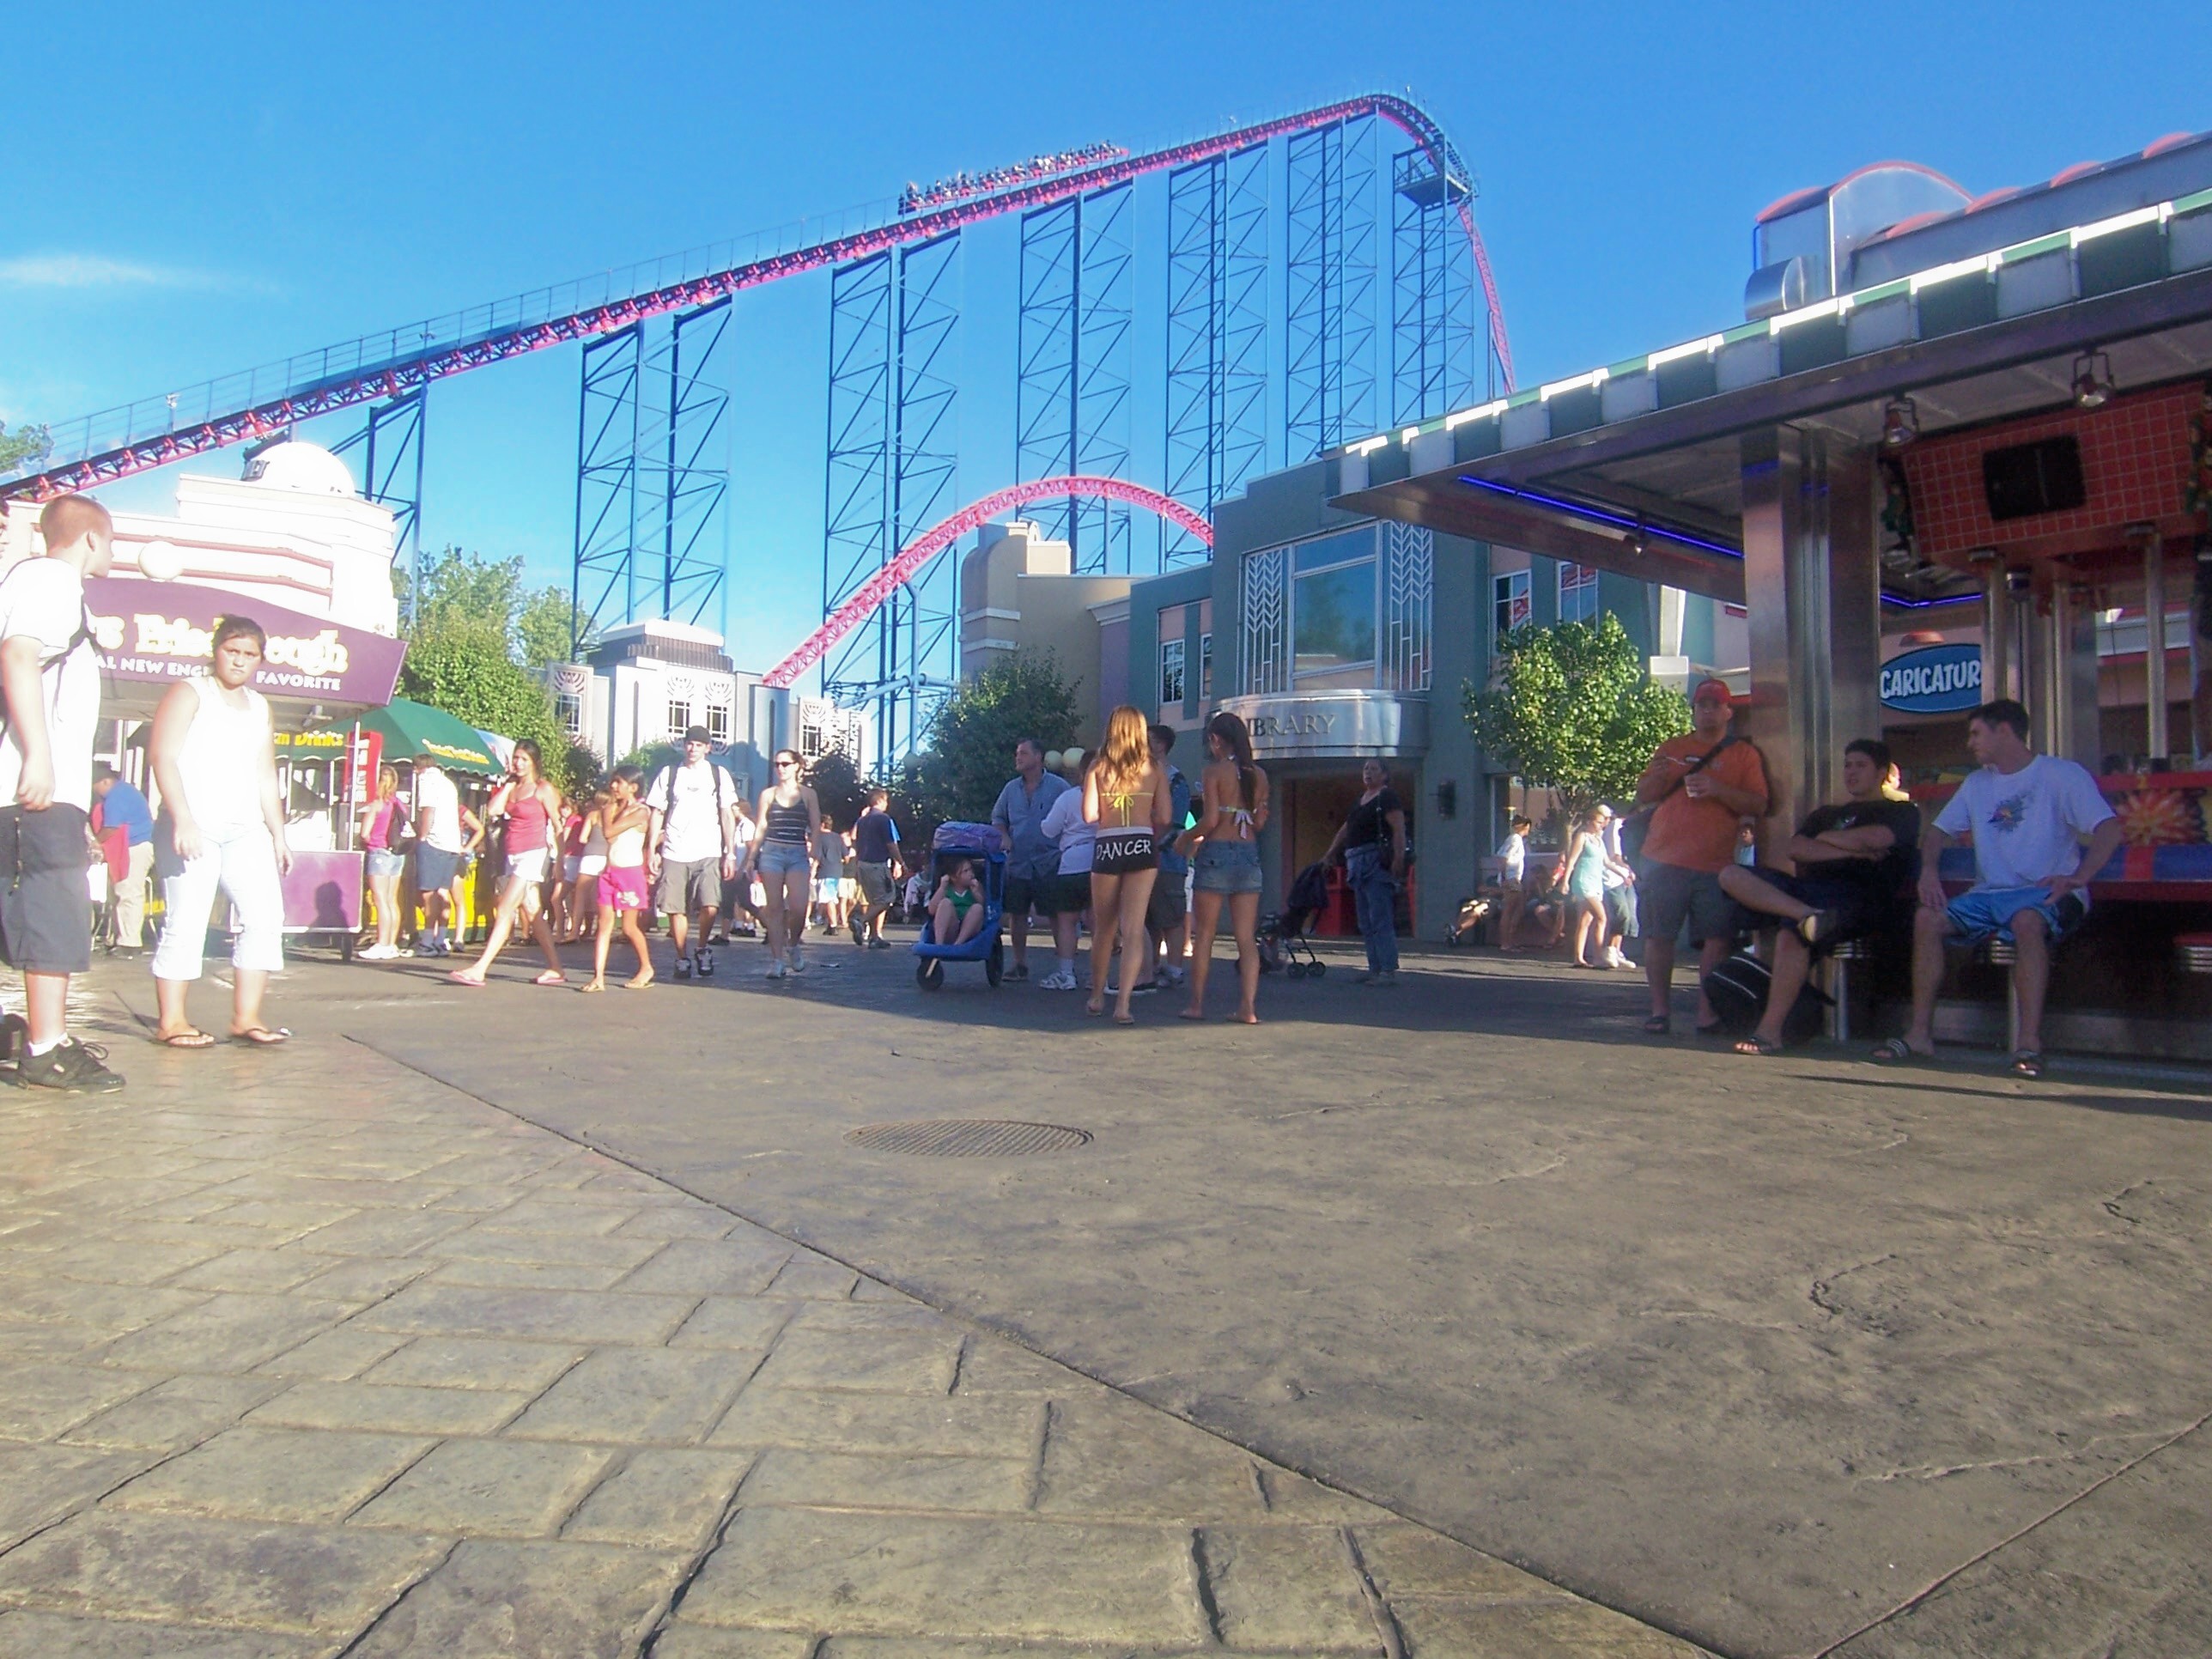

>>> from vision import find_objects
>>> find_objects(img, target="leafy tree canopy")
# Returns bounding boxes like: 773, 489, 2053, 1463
402, 545, 597, 665
908, 650, 1082, 827
1463, 612, 1689, 817
0, 422, 52, 477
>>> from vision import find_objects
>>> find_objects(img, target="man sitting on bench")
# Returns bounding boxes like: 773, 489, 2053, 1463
1718, 738, 1921, 1055
1871, 698, 2123, 1079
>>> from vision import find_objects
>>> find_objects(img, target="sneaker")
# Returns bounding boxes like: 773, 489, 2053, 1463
18, 1037, 125, 1094
1037, 969, 1077, 991
1162, 964, 1187, 987
1363, 969, 1399, 988
868, 936, 890, 951
789, 951, 807, 975
849, 915, 866, 945
764, 959, 787, 980
696, 947, 715, 979
359, 944, 400, 962
674, 955, 695, 981
1604, 945, 1628, 969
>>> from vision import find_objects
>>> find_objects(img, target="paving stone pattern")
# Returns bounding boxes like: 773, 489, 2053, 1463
0, 1001, 1699, 1657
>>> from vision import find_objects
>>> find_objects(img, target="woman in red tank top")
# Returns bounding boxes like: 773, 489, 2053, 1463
450, 739, 565, 987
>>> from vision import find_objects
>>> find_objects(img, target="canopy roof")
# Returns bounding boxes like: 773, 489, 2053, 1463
325, 698, 502, 775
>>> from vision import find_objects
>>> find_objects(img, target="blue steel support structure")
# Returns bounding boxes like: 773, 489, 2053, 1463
333, 386, 426, 622
1285, 118, 1377, 463
1163, 145, 1269, 566
1392, 147, 1479, 424
1015, 185, 1133, 574
569, 304, 732, 654
822, 232, 961, 770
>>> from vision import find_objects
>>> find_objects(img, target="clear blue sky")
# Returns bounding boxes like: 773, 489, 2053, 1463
7, 0, 2201, 672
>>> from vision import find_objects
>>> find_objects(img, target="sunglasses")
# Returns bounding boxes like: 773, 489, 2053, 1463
775, 757, 799, 767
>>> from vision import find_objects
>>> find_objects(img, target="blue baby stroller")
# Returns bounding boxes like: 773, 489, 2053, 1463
912, 821, 1007, 991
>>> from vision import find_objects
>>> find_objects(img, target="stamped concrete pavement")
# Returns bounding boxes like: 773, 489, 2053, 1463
0, 965, 1694, 1657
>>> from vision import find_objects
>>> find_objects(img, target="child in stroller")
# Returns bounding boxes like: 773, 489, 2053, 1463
1258, 859, 1330, 979
912, 821, 1007, 989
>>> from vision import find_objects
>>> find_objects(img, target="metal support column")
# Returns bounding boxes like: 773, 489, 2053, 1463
1286, 118, 1376, 463
1391, 147, 1474, 426
2142, 527, 2170, 763
1016, 185, 1133, 573
655, 298, 732, 633
572, 325, 644, 652
335, 388, 427, 625
1740, 428, 1881, 833
1164, 145, 1267, 564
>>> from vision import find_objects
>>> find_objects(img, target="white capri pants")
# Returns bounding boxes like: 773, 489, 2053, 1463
152, 823, 285, 981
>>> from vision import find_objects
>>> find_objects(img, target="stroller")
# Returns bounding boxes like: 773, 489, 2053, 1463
912, 821, 1006, 991
1258, 859, 1330, 979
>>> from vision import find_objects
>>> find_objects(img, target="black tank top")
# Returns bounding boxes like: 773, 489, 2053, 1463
763, 797, 811, 845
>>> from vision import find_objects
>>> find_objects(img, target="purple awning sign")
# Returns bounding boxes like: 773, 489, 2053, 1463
82, 578, 407, 717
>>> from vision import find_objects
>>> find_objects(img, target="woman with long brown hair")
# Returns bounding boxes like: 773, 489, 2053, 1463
1083, 705, 1172, 1024
1176, 710, 1270, 1024
449, 738, 565, 987
356, 763, 410, 961
742, 748, 823, 979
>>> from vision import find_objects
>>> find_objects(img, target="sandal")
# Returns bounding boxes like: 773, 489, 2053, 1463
1085, 999, 1105, 1018
156, 1028, 216, 1048
2012, 1049, 2045, 1079
1113, 1012, 1136, 1026
1734, 1033, 1784, 1057
1797, 908, 1844, 947
1869, 1037, 1931, 1066
577, 981, 605, 994
533, 971, 567, 987
447, 969, 486, 987
1641, 1014, 1671, 1036
230, 1027, 291, 1048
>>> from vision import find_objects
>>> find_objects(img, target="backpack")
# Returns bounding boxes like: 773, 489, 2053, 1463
1701, 948, 1831, 1045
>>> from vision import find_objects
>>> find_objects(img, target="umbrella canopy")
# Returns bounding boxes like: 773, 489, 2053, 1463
330, 699, 503, 775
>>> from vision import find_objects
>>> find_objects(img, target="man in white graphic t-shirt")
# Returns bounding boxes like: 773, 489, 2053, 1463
645, 725, 744, 980
0, 495, 121, 1092
1873, 697, 2124, 1079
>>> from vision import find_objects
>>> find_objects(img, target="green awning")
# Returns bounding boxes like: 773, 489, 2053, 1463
322, 698, 503, 775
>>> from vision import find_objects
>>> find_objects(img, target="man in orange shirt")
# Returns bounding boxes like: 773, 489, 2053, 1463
1632, 678, 1769, 1035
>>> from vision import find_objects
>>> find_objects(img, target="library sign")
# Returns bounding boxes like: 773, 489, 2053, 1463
1879, 643, 1982, 714
81, 578, 406, 708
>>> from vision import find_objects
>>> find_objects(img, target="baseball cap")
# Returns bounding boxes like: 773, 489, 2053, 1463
684, 725, 712, 744
1691, 678, 1734, 706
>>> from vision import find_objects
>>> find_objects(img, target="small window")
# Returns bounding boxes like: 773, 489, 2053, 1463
1159, 637, 1186, 708
1492, 571, 1531, 643
1558, 562, 1600, 625
799, 717, 824, 757
705, 703, 731, 743
665, 699, 691, 738
555, 690, 582, 736
1200, 631, 1213, 698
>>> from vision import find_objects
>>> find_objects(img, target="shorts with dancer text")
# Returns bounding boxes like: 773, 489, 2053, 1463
1093, 829, 1157, 877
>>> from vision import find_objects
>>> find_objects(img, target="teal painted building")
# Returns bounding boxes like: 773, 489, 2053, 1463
1127, 456, 1737, 938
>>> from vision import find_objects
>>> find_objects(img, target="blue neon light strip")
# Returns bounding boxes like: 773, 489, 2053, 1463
1455, 475, 1743, 561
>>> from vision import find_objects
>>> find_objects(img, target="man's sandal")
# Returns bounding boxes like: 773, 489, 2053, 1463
1734, 1034, 1785, 1056
1869, 1037, 1931, 1066
2012, 1050, 2046, 1079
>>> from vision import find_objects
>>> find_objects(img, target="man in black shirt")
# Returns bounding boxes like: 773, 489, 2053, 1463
849, 789, 902, 950
1717, 738, 1921, 1054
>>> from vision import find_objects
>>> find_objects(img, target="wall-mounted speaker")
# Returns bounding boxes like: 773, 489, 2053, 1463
1982, 435, 2086, 522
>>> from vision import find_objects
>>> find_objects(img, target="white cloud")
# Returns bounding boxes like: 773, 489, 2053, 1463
0, 253, 230, 291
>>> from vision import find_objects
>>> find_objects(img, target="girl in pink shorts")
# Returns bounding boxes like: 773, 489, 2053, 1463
584, 765, 653, 992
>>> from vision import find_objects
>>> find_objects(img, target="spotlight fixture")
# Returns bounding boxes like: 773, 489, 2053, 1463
2071, 349, 2116, 410
1879, 396, 1920, 449
1629, 520, 1649, 557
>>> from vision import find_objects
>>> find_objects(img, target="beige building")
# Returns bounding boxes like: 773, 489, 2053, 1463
958, 521, 1133, 746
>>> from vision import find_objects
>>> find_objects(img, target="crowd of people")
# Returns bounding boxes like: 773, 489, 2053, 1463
0, 495, 2131, 1091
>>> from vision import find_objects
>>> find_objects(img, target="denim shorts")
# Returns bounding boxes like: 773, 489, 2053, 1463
1193, 838, 1262, 895
1944, 884, 2087, 946
366, 848, 407, 880
755, 840, 811, 876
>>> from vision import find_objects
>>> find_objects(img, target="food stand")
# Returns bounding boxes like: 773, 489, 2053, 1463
85, 576, 407, 957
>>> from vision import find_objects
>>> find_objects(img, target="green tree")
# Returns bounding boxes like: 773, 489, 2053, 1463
805, 749, 867, 830
404, 546, 594, 665
909, 651, 1082, 825
0, 422, 52, 477
515, 584, 597, 669
1463, 612, 1690, 817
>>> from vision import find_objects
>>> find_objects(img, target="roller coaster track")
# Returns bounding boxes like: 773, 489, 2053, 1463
764, 477, 1211, 690
3, 92, 1510, 505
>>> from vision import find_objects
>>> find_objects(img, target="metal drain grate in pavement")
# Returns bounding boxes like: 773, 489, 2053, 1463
846, 1119, 1092, 1157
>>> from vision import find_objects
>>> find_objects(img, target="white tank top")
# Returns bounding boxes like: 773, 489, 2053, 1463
176, 676, 271, 830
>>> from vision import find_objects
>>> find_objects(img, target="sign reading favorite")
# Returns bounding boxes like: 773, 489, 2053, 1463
82, 577, 406, 707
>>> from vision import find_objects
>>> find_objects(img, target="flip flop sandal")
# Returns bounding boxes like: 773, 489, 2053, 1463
1734, 1034, 1785, 1056
1640, 1015, 1671, 1036
158, 1029, 217, 1048
1869, 1037, 1930, 1066
577, 982, 605, 994
1797, 908, 1843, 946
1113, 1012, 1137, 1026
2012, 1050, 2046, 1079
231, 1028, 291, 1048
447, 969, 486, 988
533, 971, 567, 987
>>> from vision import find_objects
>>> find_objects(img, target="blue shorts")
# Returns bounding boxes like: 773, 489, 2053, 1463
415, 846, 462, 890
1943, 885, 2087, 946
755, 841, 811, 876
366, 848, 407, 880
1193, 838, 1262, 895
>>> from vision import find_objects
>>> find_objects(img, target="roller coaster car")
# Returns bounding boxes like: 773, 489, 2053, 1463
911, 822, 1006, 992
